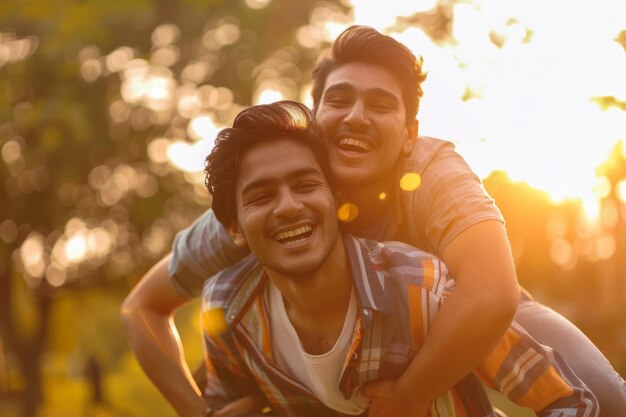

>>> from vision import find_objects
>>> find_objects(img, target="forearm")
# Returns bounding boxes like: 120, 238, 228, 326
397, 221, 520, 408
121, 254, 209, 417
122, 311, 208, 417
396, 286, 516, 407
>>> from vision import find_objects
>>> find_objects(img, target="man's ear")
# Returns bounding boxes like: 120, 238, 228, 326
402, 119, 419, 155
228, 223, 247, 248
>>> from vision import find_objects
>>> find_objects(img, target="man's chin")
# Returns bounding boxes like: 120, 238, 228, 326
333, 170, 370, 188
266, 262, 323, 279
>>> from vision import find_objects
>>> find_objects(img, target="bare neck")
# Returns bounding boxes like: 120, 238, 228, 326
266, 236, 353, 354
267, 236, 350, 318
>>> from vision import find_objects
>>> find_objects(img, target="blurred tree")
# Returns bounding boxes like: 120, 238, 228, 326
0, 0, 349, 415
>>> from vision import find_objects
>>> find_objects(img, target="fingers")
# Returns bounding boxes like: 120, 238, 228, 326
361, 378, 395, 399
212, 395, 266, 417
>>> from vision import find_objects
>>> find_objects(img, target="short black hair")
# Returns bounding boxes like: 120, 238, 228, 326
204, 100, 331, 228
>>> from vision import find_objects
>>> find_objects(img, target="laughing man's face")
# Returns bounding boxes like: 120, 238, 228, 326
315, 62, 417, 190
229, 138, 341, 278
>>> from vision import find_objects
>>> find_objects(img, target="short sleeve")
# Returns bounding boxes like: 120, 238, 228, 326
401, 137, 504, 257
169, 209, 250, 296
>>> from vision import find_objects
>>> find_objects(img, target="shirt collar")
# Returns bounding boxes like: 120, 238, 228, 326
338, 235, 390, 328
217, 235, 389, 327
207, 255, 266, 326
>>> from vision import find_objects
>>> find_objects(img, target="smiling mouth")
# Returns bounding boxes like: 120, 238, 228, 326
274, 225, 314, 245
337, 138, 373, 153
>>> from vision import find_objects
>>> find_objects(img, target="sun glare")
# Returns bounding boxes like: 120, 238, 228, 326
335, 0, 626, 204
255, 88, 285, 105
167, 138, 214, 173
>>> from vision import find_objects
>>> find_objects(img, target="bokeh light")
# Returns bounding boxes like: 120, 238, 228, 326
0, 219, 18, 244
0, 33, 38, 68
337, 202, 359, 223
550, 238, 576, 270
147, 138, 171, 164
202, 308, 228, 335
167, 138, 214, 173
616, 180, 626, 203
255, 88, 285, 105
188, 114, 219, 140
20, 233, 46, 279
151, 23, 180, 47
400, 173, 422, 191
1, 139, 21, 164
106, 47, 135, 72
244, 0, 272, 10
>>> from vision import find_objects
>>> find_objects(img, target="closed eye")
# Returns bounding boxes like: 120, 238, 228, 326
243, 192, 272, 206
369, 99, 398, 112
325, 96, 351, 107
294, 180, 325, 192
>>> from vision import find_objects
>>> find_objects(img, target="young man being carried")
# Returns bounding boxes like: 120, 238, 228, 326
197, 100, 597, 417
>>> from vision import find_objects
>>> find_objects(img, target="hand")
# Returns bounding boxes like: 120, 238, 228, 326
361, 378, 429, 417
212, 395, 266, 417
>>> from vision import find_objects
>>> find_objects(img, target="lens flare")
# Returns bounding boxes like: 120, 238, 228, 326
337, 203, 359, 223
202, 308, 228, 335
400, 173, 422, 192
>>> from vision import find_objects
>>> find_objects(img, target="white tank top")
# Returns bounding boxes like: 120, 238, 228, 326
267, 281, 369, 415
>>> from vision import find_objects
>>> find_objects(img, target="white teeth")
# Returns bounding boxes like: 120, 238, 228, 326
275, 225, 313, 243
338, 137, 373, 152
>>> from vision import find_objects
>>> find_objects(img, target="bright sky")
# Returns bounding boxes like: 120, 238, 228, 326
347, 0, 626, 207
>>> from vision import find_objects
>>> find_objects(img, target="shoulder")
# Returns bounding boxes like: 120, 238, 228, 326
202, 254, 262, 310
410, 136, 458, 164
403, 136, 474, 178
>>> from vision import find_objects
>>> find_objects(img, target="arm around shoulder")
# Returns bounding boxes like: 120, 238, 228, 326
394, 220, 520, 411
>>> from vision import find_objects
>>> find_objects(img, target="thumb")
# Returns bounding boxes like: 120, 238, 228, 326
360, 378, 394, 399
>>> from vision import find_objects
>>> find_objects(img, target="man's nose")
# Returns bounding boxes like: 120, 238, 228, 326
344, 100, 370, 129
273, 189, 304, 217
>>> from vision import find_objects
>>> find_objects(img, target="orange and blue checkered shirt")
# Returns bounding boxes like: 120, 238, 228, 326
200, 235, 598, 417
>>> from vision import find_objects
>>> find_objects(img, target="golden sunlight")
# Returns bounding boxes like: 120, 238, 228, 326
254, 88, 285, 105
167, 138, 214, 173
341, 0, 626, 206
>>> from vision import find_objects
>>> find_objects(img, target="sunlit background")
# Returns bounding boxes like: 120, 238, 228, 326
1, 0, 625, 416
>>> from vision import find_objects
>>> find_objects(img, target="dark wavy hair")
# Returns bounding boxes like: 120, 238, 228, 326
204, 100, 330, 228
311, 25, 427, 124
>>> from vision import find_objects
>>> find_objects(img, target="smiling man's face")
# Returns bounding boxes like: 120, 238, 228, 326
229, 137, 341, 278
315, 62, 417, 191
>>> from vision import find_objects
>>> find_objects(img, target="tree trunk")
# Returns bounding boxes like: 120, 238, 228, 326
19, 294, 52, 417
0, 261, 53, 417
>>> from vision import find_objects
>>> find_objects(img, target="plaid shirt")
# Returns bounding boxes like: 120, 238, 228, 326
200, 235, 598, 417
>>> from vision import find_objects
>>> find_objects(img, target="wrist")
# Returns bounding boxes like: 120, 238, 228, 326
194, 407, 214, 417
395, 376, 430, 410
